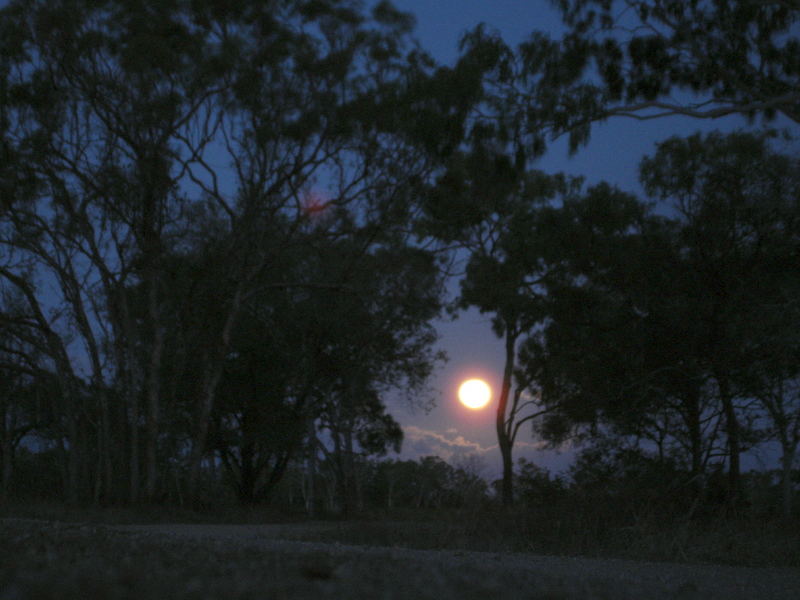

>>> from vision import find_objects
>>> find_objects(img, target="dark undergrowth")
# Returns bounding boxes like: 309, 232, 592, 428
0, 498, 299, 526
293, 506, 800, 568
2, 498, 798, 568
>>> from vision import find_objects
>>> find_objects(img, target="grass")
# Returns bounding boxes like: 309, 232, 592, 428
292, 506, 800, 568
3, 498, 798, 568
0, 499, 298, 526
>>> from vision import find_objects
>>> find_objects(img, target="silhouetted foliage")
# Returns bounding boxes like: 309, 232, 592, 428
456, 0, 800, 155
530, 131, 800, 510
0, 0, 460, 506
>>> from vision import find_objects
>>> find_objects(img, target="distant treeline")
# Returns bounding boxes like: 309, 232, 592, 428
9, 445, 799, 523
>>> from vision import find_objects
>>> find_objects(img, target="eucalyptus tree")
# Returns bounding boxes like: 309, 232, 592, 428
0, 286, 60, 500
529, 198, 729, 485
0, 0, 237, 502
150, 184, 446, 508
0, 244, 95, 502
307, 237, 444, 514
640, 130, 800, 504
535, 131, 800, 504
455, 0, 800, 157
422, 143, 579, 505
748, 371, 800, 518
1, 0, 473, 505
738, 249, 800, 517
167, 0, 472, 503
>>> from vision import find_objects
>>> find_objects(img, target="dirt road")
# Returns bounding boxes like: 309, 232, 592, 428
3, 519, 800, 599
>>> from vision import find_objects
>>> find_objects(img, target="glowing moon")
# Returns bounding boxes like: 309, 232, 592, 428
458, 379, 491, 409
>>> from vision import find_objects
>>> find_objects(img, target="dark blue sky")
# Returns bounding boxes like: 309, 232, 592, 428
382, 0, 782, 476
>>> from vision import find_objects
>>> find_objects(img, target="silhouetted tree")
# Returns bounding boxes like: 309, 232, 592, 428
457, 0, 800, 156
302, 237, 444, 514
534, 131, 800, 506
423, 143, 578, 505
640, 130, 800, 504
0, 0, 471, 506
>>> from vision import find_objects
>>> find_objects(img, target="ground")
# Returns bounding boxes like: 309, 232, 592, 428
2, 518, 800, 599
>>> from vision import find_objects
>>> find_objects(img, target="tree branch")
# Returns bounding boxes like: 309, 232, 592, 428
602, 93, 800, 123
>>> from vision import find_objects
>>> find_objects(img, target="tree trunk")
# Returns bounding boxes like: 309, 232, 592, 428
67, 414, 81, 504
91, 386, 112, 504
101, 390, 112, 502
113, 294, 140, 505
332, 424, 346, 515
496, 328, 517, 507
263, 451, 292, 500
304, 421, 317, 517
187, 288, 243, 505
779, 438, 796, 519
144, 276, 164, 503
238, 441, 256, 505
187, 362, 224, 505
125, 297, 140, 505
129, 392, 140, 504
680, 382, 706, 511
1, 428, 12, 501
684, 385, 703, 478
342, 422, 357, 516
717, 377, 741, 505
57, 435, 71, 502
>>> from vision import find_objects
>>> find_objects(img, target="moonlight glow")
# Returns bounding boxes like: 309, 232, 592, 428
458, 379, 492, 410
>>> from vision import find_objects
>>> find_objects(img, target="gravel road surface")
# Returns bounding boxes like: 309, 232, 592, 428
3, 519, 799, 599
110, 522, 800, 599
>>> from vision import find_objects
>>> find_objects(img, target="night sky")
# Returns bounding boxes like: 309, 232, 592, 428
382, 0, 786, 477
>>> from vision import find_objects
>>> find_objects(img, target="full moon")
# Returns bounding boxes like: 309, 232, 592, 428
458, 379, 492, 410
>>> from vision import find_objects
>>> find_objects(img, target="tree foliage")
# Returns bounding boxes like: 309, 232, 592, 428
0, 0, 458, 506
458, 0, 800, 155
532, 131, 800, 508
422, 140, 580, 505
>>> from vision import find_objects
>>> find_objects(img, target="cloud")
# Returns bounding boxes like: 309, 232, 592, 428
399, 426, 495, 462
515, 440, 551, 451
395, 425, 567, 477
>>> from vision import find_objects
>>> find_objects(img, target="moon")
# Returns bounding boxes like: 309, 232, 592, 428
458, 379, 492, 410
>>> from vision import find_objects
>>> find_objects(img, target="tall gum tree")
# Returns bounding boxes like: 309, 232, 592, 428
527, 187, 730, 489
175, 0, 474, 504
640, 130, 800, 504
0, 0, 477, 505
533, 131, 800, 506
0, 0, 235, 502
422, 146, 577, 506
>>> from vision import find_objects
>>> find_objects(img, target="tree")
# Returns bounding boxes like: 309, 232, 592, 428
750, 373, 800, 518
147, 199, 444, 509
1, 0, 469, 506
1, 0, 234, 502
514, 458, 565, 507
301, 236, 444, 515
516, 182, 715, 475
458, 0, 800, 155
641, 130, 800, 505
423, 146, 576, 506
740, 259, 800, 517
205, 299, 309, 506
0, 287, 60, 500
535, 130, 800, 505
